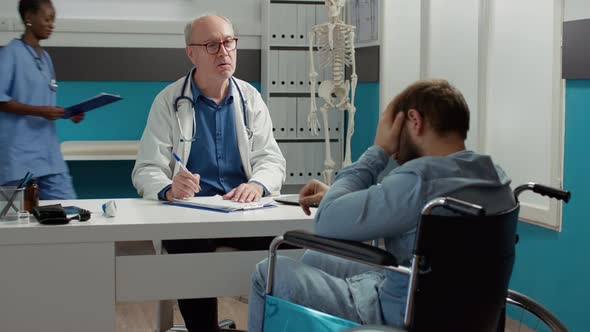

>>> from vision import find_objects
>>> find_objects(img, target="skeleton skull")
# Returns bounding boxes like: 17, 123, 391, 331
325, 0, 345, 19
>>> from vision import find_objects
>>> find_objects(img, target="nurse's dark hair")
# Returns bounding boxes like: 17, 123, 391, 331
18, 0, 53, 22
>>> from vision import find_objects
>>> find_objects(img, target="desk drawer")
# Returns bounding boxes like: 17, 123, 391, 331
116, 249, 304, 301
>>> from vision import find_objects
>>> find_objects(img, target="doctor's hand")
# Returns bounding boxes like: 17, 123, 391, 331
374, 100, 405, 157
166, 170, 201, 200
299, 179, 330, 216
224, 182, 263, 203
38, 106, 65, 120
70, 113, 85, 124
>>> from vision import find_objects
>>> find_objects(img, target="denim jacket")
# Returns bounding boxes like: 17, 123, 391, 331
315, 146, 516, 325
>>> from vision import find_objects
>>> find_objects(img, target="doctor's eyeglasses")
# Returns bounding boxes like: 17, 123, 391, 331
189, 38, 239, 55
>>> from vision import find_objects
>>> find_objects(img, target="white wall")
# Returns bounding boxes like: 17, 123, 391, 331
0, 0, 262, 48
379, 0, 421, 112
0, 0, 194, 21
565, 0, 590, 22
0, 1, 16, 17
424, 0, 481, 150
484, 0, 563, 229
380, 0, 564, 230
380, 0, 482, 150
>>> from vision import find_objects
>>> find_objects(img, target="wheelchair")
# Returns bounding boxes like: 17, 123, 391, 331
262, 183, 571, 332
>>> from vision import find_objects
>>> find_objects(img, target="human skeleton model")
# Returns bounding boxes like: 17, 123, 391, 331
308, 0, 357, 185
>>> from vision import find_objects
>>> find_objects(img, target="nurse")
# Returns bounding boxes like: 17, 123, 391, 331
0, 0, 83, 199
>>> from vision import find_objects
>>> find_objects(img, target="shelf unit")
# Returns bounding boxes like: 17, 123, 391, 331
261, 0, 343, 185
60, 141, 139, 161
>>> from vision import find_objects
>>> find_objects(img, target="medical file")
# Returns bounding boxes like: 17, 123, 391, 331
269, 50, 279, 93
165, 195, 276, 213
268, 97, 297, 139
63, 93, 122, 118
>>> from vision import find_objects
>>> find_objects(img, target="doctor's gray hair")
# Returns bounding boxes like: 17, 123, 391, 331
184, 14, 234, 45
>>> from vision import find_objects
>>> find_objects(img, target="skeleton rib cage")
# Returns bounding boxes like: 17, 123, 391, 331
314, 23, 356, 87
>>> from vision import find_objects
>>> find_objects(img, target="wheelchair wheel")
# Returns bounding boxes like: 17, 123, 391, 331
505, 290, 568, 332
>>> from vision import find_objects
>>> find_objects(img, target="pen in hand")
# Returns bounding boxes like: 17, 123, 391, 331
172, 152, 202, 192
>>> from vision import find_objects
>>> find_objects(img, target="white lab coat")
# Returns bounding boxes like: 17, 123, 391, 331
132, 74, 286, 200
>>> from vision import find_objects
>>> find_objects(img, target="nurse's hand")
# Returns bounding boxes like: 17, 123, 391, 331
166, 170, 201, 200
299, 179, 330, 216
224, 182, 263, 203
70, 113, 85, 123
38, 106, 65, 120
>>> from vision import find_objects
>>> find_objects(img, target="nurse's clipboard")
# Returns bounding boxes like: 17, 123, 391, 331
63, 93, 122, 118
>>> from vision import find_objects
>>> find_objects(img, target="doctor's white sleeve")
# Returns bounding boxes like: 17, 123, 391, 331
247, 93, 286, 195
132, 95, 176, 200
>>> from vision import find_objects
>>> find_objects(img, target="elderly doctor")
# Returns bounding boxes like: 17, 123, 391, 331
132, 14, 285, 332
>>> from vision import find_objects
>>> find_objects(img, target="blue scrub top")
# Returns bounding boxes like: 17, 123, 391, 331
0, 39, 67, 184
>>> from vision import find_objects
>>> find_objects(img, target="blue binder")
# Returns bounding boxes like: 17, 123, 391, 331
63, 93, 122, 118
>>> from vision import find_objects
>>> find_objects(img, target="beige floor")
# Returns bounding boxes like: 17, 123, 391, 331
116, 297, 248, 332
505, 318, 536, 332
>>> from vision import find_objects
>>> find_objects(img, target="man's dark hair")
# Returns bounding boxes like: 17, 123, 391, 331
18, 0, 53, 22
393, 79, 470, 139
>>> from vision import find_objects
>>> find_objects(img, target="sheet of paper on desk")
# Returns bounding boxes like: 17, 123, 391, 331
169, 195, 276, 212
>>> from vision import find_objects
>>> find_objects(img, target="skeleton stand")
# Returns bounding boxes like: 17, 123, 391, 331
308, 0, 357, 185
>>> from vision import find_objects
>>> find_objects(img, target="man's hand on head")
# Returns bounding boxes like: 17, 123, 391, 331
223, 182, 264, 203
299, 179, 330, 216
374, 100, 405, 156
167, 170, 201, 200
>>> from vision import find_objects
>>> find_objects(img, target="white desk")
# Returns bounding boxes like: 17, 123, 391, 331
0, 199, 314, 332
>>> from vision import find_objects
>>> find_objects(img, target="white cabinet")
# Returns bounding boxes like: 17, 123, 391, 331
267, 97, 297, 138
262, 0, 343, 185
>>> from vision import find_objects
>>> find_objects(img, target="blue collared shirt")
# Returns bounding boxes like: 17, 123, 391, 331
0, 39, 67, 185
186, 77, 248, 196
158, 77, 268, 200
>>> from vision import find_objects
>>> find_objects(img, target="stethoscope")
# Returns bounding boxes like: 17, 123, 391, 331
174, 68, 252, 142
20, 39, 58, 92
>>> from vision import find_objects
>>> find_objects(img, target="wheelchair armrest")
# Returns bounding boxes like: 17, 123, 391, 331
282, 230, 398, 267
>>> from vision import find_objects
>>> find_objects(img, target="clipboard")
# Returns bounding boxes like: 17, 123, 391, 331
63, 93, 122, 118
164, 195, 277, 213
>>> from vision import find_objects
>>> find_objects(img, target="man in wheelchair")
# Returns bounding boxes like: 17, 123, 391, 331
247, 79, 517, 331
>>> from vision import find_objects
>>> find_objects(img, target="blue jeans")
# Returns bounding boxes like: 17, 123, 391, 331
248, 250, 387, 332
